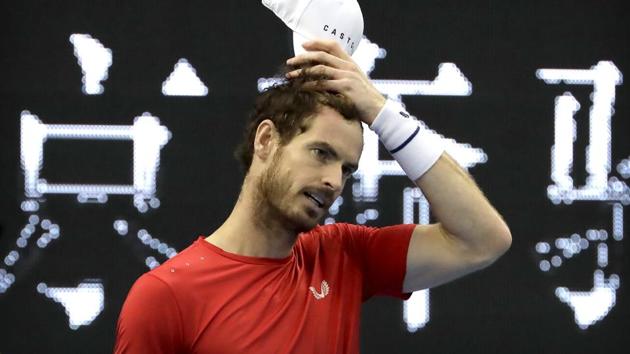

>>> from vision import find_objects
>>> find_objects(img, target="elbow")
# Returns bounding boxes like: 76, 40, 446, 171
474, 223, 512, 266
487, 223, 512, 260
497, 224, 512, 254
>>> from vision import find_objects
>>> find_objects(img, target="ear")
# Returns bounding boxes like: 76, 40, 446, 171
253, 119, 278, 161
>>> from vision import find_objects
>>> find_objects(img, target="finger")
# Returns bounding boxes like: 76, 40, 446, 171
304, 79, 351, 97
286, 64, 344, 80
300, 39, 351, 61
286, 50, 352, 70
301, 79, 347, 93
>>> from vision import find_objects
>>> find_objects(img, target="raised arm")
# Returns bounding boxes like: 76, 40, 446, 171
402, 151, 511, 292
286, 39, 512, 293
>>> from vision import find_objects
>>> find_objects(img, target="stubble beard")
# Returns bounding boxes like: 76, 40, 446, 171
254, 148, 320, 235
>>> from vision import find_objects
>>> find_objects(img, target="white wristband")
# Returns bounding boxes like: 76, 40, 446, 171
369, 100, 444, 181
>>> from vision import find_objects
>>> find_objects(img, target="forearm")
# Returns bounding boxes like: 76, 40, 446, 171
368, 96, 510, 258
415, 151, 511, 256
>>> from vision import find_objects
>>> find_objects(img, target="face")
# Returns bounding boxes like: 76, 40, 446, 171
255, 106, 363, 233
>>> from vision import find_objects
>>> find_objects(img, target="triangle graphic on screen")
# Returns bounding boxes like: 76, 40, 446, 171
162, 58, 209, 96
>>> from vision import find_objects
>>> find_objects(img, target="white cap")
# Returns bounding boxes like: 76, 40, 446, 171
262, 0, 364, 56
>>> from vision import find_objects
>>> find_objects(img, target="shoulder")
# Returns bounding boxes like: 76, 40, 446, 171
302, 223, 415, 245
149, 238, 204, 281
116, 272, 185, 352
302, 223, 369, 239
297, 223, 381, 255
121, 240, 205, 319
298, 223, 354, 247
126, 238, 208, 306
294, 224, 357, 254
124, 272, 175, 307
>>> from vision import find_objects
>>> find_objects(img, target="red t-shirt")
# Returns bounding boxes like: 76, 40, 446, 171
114, 223, 414, 354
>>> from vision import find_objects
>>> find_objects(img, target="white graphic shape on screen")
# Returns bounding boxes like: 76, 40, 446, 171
258, 37, 483, 333
402, 188, 430, 332
136, 228, 178, 269
351, 37, 386, 74
37, 281, 104, 330
162, 58, 209, 96
617, 156, 630, 179
535, 61, 626, 329
537, 61, 626, 204
371, 62, 472, 101
1, 214, 63, 294
6, 112, 175, 297
555, 270, 620, 329
113, 220, 128, 236
69, 34, 112, 95
0, 269, 15, 294
20, 111, 171, 212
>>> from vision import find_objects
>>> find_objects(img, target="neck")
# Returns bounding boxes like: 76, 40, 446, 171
205, 176, 297, 259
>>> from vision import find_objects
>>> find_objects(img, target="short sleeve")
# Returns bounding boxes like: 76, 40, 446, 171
333, 223, 415, 301
114, 273, 184, 354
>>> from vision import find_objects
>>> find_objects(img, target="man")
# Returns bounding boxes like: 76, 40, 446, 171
114, 39, 511, 353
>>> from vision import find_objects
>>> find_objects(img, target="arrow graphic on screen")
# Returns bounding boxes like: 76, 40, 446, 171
555, 270, 620, 329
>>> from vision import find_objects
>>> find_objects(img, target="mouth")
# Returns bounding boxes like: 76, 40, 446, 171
304, 191, 325, 209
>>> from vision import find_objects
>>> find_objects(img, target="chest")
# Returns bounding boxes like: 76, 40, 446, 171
187, 253, 362, 353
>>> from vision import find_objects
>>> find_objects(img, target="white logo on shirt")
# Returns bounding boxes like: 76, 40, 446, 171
309, 280, 330, 300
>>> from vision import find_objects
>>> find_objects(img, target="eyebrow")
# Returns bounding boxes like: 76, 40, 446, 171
309, 141, 359, 172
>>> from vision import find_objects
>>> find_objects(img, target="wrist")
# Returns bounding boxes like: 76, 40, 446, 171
362, 96, 387, 126
370, 100, 444, 181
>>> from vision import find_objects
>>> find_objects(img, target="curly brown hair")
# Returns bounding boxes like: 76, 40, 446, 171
234, 65, 362, 174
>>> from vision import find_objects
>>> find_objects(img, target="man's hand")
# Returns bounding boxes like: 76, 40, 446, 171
285, 39, 386, 125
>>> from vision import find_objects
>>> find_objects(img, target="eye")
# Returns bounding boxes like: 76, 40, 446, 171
311, 148, 329, 160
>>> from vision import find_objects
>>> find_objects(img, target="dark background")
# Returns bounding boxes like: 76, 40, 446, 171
1, 1, 628, 353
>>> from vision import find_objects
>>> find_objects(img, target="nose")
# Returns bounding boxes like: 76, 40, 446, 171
321, 163, 343, 194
